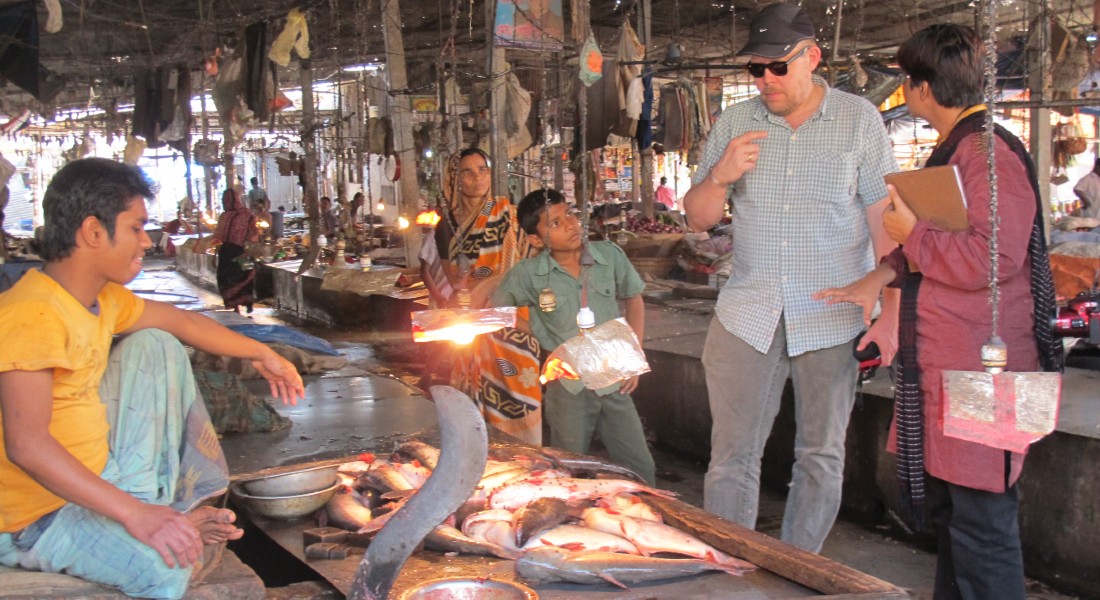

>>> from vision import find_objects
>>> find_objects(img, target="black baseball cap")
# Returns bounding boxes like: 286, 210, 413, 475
737, 2, 817, 59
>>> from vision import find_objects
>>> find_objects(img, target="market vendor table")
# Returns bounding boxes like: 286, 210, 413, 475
232, 441, 906, 598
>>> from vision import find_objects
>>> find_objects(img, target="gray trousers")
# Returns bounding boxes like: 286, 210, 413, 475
544, 381, 656, 486
702, 317, 858, 553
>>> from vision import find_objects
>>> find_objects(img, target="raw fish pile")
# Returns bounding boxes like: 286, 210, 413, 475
321, 440, 755, 589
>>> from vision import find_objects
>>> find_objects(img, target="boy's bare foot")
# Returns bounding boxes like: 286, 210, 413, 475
186, 505, 244, 544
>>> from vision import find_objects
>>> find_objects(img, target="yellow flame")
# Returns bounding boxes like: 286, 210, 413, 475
397, 216, 410, 229
257, 219, 270, 228
412, 322, 502, 344
416, 210, 441, 226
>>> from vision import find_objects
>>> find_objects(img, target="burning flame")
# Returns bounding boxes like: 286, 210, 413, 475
410, 306, 516, 345
397, 216, 410, 229
257, 219, 270, 229
415, 210, 441, 227
412, 322, 504, 345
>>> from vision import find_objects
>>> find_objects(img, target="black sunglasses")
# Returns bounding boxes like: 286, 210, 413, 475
744, 46, 809, 78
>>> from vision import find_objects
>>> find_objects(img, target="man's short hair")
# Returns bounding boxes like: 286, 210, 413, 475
660, 177, 668, 185
250, 177, 259, 186
34, 158, 155, 262
897, 23, 984, 109
517, 188, 566, 235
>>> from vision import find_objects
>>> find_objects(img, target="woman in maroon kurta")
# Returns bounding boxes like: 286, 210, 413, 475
817, 24, 1061, 600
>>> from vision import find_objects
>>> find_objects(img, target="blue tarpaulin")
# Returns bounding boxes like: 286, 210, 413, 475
227, 324, 341, 356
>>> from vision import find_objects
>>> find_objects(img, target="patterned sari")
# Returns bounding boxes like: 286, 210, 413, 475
427, 151, 543, 445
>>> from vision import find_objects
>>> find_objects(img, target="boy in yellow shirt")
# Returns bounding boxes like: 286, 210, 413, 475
0, 158, 305, 598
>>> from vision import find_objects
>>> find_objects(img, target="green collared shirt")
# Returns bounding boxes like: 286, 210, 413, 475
491, 240, 644, 352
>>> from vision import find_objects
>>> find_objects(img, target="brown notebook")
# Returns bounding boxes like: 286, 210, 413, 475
884, 165, 970, 272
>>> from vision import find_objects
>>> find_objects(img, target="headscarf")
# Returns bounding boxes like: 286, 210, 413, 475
214, 188, 257, 246
433, 149, 529, 304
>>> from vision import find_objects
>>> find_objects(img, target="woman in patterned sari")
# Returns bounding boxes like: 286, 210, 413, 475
418, 148, 543, 445
213, 187, 258, 313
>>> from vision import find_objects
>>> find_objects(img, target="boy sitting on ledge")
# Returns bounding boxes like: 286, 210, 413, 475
0, 158, 305, 599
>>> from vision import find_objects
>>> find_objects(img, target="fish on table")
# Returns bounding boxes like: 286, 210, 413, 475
321, 438, 757, 591
515, 546, 749, 588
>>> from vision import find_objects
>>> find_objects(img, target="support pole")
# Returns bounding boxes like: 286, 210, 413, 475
299, 58, 322, 273
382, 0, 423, 266
638, 0, 654, 219
1027, 0, 1054, 238
487, 0, 509, 197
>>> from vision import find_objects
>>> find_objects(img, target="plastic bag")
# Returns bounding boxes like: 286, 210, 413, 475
540, 317, 650, 390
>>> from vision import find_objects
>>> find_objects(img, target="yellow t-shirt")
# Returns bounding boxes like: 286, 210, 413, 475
0, 269, 144, 532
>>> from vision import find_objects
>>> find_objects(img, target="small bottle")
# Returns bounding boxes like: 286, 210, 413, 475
360, 254, 372, 271
576, 306, 595, 330
317, 234, 327, 248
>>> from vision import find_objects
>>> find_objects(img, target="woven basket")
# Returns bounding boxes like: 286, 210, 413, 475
630, 256, 678, 279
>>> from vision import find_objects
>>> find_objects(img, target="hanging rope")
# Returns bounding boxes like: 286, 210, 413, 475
982, 0, 1001, 338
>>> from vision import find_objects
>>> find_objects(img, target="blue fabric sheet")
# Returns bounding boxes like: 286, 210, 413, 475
227, 323, 340, 356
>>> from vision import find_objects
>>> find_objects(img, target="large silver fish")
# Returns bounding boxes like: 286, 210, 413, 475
515, 546, 747, 588
395, 440, 441, 470
326, 489, 374, 531
461, 509, 523, 552
513, 497, 572, 546
489, 477, 676, 511
521, 524, 640, 554
357, 462, 415, 493
424, 524, 521, 560
587, 511, 756, 570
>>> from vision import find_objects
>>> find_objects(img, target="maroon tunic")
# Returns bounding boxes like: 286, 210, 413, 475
886, 133, 1039, 493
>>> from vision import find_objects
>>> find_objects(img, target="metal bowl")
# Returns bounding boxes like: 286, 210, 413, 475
230, 480, 340, 520
239, 464, 340, 497
398, 578, 539, 600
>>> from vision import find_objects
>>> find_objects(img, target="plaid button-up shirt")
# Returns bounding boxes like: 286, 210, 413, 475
693, 77, 898, 356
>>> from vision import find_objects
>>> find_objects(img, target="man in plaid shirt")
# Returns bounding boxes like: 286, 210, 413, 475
683, 2, 899, 553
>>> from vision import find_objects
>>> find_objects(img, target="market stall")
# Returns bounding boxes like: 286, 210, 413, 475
228, 420, 906, 599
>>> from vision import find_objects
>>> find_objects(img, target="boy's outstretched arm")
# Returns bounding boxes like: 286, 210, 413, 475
124, 300, 305, 405
0, 370, 203, 568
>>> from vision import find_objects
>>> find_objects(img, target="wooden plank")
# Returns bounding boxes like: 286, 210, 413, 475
649, 496, 906, 597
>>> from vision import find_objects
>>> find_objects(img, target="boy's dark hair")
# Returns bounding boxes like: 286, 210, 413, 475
517, 188, 566, 235
34, 158, 155, 262
896, 23, 983, 109
250, 176, 259, 186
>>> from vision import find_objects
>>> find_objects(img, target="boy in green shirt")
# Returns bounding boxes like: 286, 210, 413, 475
491, 189, 655, 484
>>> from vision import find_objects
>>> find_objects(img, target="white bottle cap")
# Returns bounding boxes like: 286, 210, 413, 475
576, 306, 595, 330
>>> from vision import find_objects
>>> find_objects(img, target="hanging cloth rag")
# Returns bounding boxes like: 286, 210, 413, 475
244, 21, 271, 121
132, 68, 177, 149
0, 1, 52, 102
268, 7, 310, 67
635, 68, 654, 150
612, 21, 645, 138
503, 65, 533, 159
42, 0, 61, 32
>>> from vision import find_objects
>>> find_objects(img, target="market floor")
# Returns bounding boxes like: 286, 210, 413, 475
137, 259, 1076, 600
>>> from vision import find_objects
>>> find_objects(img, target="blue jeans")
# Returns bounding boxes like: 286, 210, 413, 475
702, 317, 858, 553
0, 329, 229, 600
928, 470, 1026, 600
